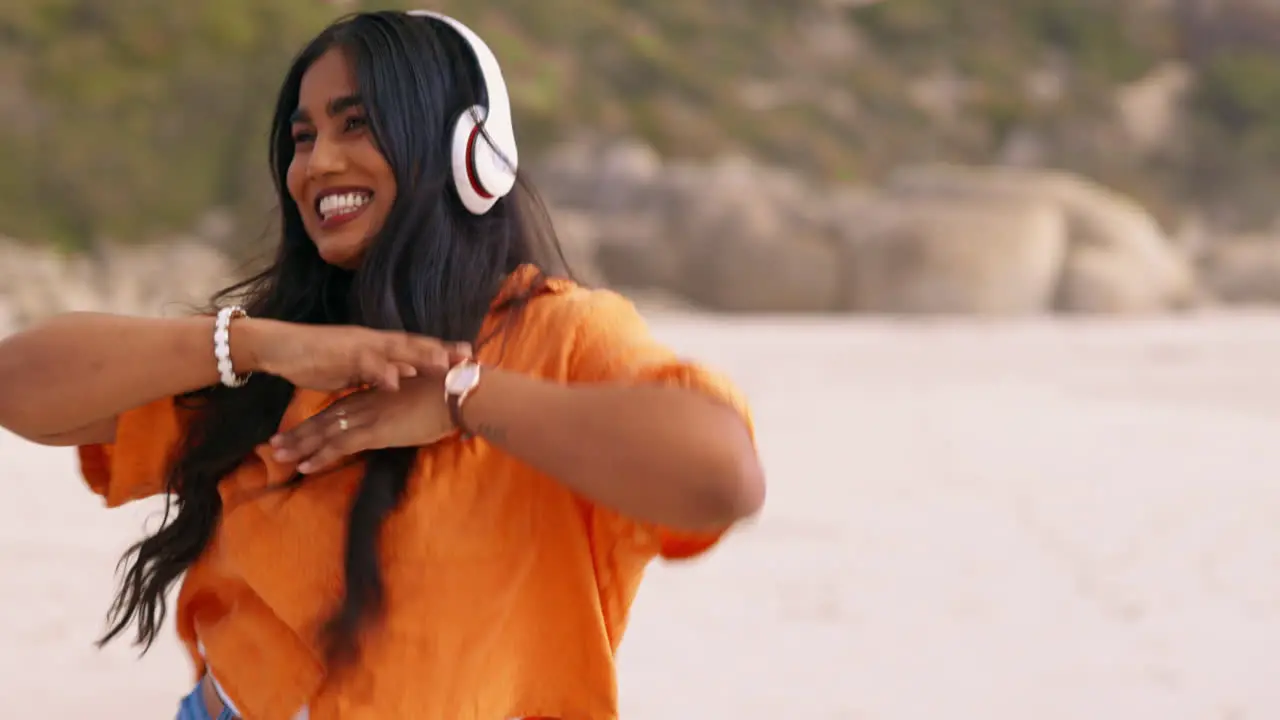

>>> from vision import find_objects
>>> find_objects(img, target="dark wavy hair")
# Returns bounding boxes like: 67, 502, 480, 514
96, 11, 570, 668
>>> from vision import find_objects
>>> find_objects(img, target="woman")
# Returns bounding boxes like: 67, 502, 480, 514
0, 10, 763, 720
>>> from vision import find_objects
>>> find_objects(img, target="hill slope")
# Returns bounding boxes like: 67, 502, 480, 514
2, 0, 1279, 248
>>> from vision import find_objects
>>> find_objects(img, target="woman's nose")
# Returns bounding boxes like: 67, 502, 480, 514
307, 135, 347, 178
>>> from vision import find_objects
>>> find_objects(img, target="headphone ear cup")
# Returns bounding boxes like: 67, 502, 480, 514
471, 131, 518, 200
450, 106, 499, 215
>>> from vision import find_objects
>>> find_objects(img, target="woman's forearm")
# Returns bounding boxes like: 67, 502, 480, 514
0, 312, 256, 440
460, 369, 765, 531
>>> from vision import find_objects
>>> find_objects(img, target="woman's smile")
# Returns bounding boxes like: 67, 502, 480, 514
314, 187, 374, 231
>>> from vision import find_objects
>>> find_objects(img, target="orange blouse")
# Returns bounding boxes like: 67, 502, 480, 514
77, 266, 754, 720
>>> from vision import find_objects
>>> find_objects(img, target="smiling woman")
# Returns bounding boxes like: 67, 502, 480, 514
0, 9, 763, 720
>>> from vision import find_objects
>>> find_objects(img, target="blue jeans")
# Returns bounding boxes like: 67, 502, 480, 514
176, 681, 235, 720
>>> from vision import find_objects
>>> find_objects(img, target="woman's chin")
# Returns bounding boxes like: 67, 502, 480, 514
313, 233, 368, 269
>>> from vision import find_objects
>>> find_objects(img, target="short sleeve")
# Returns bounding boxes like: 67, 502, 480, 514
77, 396, 185, 508
564, 288, 756, 561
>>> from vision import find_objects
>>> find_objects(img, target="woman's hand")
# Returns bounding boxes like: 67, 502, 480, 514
241, 318, 471, 392
268, 376, 455, 473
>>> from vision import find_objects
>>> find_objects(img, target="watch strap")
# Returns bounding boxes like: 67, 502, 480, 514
445, 360, 480, 439
447, 390, 473, 439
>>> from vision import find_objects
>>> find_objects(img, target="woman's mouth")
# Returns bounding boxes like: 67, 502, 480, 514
315, 189, 373, 230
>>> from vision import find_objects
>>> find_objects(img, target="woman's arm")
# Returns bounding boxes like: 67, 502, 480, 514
0, 312, 462, 444
265, 287, 766, 531
461, 368, 765, 531
0, 313, 248, 443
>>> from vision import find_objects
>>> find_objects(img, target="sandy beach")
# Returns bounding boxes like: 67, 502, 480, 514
3, 311, 1280, 719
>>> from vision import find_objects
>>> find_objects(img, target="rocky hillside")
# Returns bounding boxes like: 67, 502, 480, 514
5, 0, 1280, 252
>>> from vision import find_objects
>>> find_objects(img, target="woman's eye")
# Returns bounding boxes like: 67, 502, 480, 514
292, 130, 315, 145
345, 116, 367, 132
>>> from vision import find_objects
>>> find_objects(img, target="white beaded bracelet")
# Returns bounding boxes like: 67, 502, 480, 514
214, 306, 251, 388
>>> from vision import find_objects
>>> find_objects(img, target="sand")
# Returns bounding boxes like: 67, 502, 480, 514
3, 311, 1280, 718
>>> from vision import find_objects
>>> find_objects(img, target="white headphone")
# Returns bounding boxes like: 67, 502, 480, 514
406, 10, 519, 215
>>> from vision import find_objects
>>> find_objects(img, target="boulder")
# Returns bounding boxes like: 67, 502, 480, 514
667, 157, 844, 312
886, 164, 1203, 313
1198, 235, 1280, 304
837, 196, 1068, 315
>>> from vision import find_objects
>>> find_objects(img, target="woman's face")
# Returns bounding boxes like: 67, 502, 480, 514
286, 48, 397, 269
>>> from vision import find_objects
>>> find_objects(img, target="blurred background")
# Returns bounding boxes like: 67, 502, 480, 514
2, 1, 1280, 718
2, 0, 1280, 317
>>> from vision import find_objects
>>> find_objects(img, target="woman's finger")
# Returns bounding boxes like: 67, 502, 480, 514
272, 424, 323, 462
298, 421, 374, 474
375, 334, 463, 377
272, 400, 366, 461
271, 416, 320, 453
354, 349, 401, 391
379, 362, 401, 391
403, 338, 452, 375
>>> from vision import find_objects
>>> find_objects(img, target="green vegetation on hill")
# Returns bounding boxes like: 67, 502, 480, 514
2, 0, 1279, 249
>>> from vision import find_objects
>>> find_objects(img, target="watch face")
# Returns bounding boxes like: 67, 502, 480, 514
446, 362, 480, 395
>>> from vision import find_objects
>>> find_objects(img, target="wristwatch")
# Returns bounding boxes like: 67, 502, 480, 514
443, 358, 482, 438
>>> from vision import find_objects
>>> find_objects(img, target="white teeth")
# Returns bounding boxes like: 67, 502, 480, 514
318, 192, 371, 219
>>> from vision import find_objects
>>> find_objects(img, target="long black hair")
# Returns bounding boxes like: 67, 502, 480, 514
97, 11, 570, 668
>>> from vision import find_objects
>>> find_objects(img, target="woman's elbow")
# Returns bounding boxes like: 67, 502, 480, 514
0, 331, 84, 442
0, 342, 32, 435
689, 420, 765, 526
708, 451, 766, 524
635, 388, 765, 529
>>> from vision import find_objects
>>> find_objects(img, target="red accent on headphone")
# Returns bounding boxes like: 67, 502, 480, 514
465, 124, 494, 200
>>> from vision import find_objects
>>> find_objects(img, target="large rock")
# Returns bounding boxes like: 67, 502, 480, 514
536, 138, 665, 216
1198, 235, 1280, 304
591, 214, 684, 292
837, 196, 1069, 315
541, 146, 849, 312
1055, 242, 1202, 313
886, 164, 1203, 313
680, 226, 843, 313
664, 157, 844, 312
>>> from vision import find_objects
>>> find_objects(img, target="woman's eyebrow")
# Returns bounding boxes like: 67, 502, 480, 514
290, 94, 364, 124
